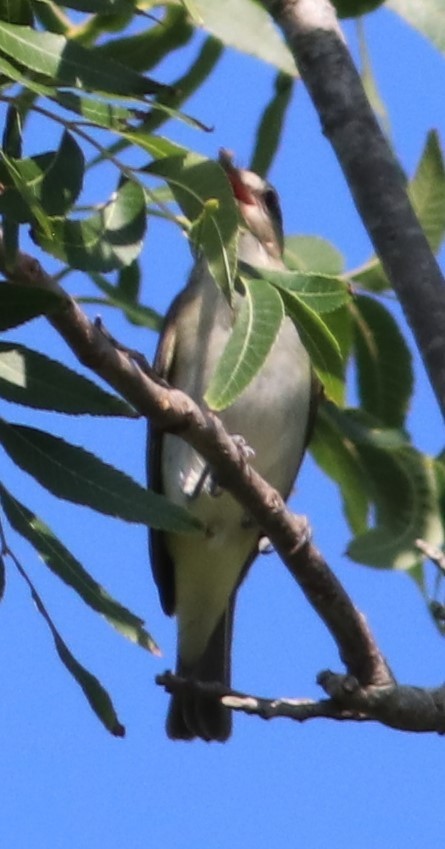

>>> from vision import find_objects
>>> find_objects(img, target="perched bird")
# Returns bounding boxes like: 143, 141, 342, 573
148, 152, 318, 742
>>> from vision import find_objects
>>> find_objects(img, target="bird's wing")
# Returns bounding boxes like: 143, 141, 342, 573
147, 291, 188, 616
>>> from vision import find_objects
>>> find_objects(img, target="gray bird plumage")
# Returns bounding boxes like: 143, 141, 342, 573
148, 154, 318, 741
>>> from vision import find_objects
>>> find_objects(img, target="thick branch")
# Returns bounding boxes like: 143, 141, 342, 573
1, 244, 393, 688
264, 0, 445, 418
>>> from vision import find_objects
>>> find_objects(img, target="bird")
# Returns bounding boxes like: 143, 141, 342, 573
148, 150, 318, 741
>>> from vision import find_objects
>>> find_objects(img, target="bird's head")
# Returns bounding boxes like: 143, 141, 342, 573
219, 149, 284, 267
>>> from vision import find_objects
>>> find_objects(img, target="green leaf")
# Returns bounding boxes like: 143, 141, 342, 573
0, 131, 84, 220
0, 0, 33, 25
12, 555, 125, 736
34, 179, 146, 272
0, 21, 162, 97
0, 419, 200, 532
48, 0, 133, 12
185, 0, 296, 75
250, 72, 294, 178
409, 130, 445, 253
0, 341, 136, 416
351, 131, 445, 292
387, 0, 445, 54
2, 104, 22, 158
204, 277, 284, 411
332, 0, 385, 18
279, 290, 345, 404
284, 236, 344, 276
95, 5, 192, 73
0, 284, 63, 330
352, 295, 413, 428
325, 403, 409, 451
0, 484, 159, 653
251, 265, 350, 314
150, 153, 239, 299
311, 402, 369, 535
347, 447, 443, 570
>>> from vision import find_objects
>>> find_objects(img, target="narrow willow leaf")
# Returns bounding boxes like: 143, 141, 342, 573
284, 236, 344, 276
0, 341, 136, 416
204, 278, 284, 411
34, 179, 146, 272
387, 0, 445, 54
347, 447, 443, 570
95, 5, 192, 73
250, 72, 294, 178
186, 0, 296, 74
326, 403, 409, 451
250, 264, 350, 314
12, 556, 125, 735
275, 289, 344, 404
48, 0, 133, 12
0, 22, 162, 97
2, 104, 22, 157
0, 284, 63, 330
150, 153, 239, 299
311, 403, 369, 535
0, 485, 159, 653
352, 295, 413, 428
0, 420, 200, 532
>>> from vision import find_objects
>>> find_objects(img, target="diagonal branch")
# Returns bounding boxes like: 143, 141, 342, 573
263, 0, 445, 419
1, 241, 393, 688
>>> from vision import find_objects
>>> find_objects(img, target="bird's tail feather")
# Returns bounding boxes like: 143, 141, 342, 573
167, 604, 234, 742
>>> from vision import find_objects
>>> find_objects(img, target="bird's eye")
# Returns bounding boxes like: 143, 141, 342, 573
263, 187, 280, 216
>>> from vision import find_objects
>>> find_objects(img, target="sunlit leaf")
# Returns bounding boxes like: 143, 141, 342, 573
284, 236, 344, 276
185, 0, 296, 75
204, 277, 284, 411
387, 0, 445, 54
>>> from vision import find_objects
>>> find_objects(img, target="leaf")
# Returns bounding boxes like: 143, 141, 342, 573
352, 295, 414, 428
0, 21, 162, 97
250, 72, 294, 178
0, 484, 159, 653
95, 5, 192, 73
12, 555, 125, 736
0, 0, 33, 24
279, 290, 345, 404
311, 402, 369, 535
0, 284, 63, 330
251, 265, 350, 313
284, 236, 344, 276
409, 130, 445, 253
0, 131, 84, 220
185, 0, 296, 75
387, 0, 445, 54
0, 341, 136, 416
150, 153, 239, 299
333, 0, 385, 17
351, 131, 445, 292
0, 419, 200, 532
347, 447, 443, 570
33, 179, 146, 272
48, 0, 133, 12
204, 278, 284, 411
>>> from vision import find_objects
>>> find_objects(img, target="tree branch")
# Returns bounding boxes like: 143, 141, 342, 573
263, 0, 445, 419
157, 670, 445, 734
1, 241, 393, 689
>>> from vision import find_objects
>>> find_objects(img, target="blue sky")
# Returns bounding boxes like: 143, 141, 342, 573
1, 6, 445, 848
